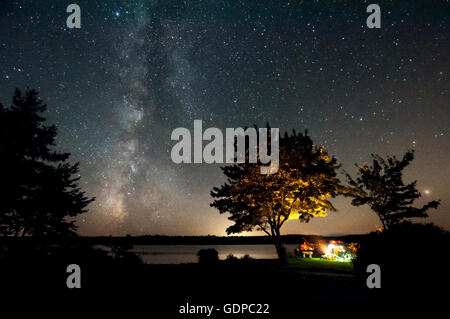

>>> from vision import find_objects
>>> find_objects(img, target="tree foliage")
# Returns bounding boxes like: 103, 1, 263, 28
210, 128, 351, 262
347, 150, 440, 230
0, 89, 94, 237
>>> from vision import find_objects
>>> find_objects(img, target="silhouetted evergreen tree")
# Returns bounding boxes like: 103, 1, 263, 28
211, 128, 351, 263
347, 150, 440, 230
0, 89, 94, 237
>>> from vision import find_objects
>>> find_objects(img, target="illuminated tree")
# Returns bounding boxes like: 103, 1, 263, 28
210, 128, 351, 263
347, 150, 440, 230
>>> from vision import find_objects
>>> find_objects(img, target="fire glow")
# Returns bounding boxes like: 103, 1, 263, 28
321, 240, 356, 262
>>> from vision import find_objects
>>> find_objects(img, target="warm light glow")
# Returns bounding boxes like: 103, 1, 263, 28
300, 241, 314, 251
322, 240, 356, 262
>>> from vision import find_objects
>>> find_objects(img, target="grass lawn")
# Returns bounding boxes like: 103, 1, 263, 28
287, 257, 354, 272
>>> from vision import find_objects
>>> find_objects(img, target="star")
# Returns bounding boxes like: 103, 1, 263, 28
0, 0, 447, 236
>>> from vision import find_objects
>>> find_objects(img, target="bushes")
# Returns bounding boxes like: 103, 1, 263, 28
353, 222, 450, 302
197, 250, 254, 264
197, 248, 219, 264
224, 254, 254, 264
225, 254, 238, 262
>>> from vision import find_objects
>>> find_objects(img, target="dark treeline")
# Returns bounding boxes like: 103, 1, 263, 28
0, 233, 367, 246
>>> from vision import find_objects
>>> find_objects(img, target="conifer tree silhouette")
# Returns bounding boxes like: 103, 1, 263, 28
0, 89, 94, 237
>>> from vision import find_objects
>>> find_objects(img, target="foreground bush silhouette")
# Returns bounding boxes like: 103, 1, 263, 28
353, 222, 450, 302
0, 238, 143, 301
109, 241, 142, 265
197, 248, 219, 264
224, 254, 254, 264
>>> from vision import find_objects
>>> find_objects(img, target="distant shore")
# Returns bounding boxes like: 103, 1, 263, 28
0, 233, 369, 245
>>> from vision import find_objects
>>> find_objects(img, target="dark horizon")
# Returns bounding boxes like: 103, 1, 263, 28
1, 233, 370, 247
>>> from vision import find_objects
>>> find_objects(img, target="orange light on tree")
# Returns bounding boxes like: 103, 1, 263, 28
211, 128, 353, 263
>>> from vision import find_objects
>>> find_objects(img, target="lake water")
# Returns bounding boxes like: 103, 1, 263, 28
131, 244, 299, 264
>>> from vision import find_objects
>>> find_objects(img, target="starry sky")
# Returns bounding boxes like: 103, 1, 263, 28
0, 0, 448, 236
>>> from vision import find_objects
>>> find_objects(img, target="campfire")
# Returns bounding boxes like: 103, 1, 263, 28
322, 240, 358, 262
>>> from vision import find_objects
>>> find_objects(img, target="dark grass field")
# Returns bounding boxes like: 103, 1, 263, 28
2, 253, 446, 316
286, 257, 354, 272
3, 227, 449, 315
1, 256, 370, 316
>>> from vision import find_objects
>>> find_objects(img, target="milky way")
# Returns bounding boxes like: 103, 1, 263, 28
0, 1, 448, 235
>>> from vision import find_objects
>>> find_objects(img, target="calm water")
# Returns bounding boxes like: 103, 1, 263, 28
131, 244, 299, 264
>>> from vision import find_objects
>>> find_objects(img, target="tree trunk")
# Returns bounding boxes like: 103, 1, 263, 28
378, 213, 389, 231
275, 242, 287, 264
272, 230, 287, 264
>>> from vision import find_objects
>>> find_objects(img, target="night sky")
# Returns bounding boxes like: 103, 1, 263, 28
0, 1, 448, 236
